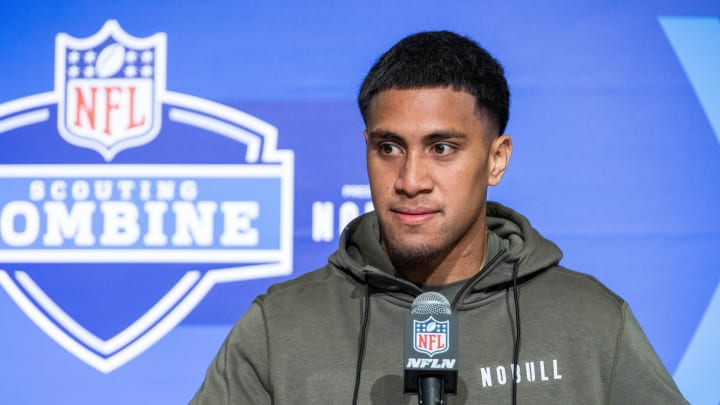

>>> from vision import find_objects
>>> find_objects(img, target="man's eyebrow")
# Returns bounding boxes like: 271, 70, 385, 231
367, 130, 467, 142
423, 131, 467, 142
366, 130, 402, 142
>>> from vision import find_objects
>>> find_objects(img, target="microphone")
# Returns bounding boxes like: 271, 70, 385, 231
404, 292, 458, 405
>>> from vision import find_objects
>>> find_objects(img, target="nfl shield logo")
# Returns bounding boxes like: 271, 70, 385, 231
413, 316, 450, 357
55, 20, 166, 161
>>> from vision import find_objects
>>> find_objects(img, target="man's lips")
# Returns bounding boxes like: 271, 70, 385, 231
390, 208, 439, 225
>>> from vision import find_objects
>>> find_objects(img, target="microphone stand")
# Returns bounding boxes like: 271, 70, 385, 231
417, 375, 446, 405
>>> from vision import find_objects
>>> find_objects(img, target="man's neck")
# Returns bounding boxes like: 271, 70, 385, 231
395, 229, 488, 286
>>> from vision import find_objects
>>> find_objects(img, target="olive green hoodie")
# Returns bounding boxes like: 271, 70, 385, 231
189, 202, 687, 404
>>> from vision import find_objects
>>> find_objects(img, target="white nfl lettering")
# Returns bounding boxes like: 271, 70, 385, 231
539, 360, 549, 381
525, 361, 536, 382
441, 359, 456, 368
0, 199, 261, 248
311, 200, 373, 242
475, 358, 563, 388
42, 201, 96, 246
406, 358, 423, 368
481, 367, 493, 387
220, 202, 260, 246
553, 359, 563, 379
497, 366, 507, 385
171, 201, 218, 246
405, 358, 456, 369
100, 201, 141, 246
143, 201, 168, 246
0, 201, 41, 247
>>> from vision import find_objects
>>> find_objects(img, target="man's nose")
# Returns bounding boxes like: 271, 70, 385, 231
395, 151, 433, 197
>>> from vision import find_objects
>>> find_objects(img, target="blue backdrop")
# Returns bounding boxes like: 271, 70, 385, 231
0, 1, 718, 404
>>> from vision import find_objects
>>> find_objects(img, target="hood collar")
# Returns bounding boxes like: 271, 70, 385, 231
328, 201, 563, 298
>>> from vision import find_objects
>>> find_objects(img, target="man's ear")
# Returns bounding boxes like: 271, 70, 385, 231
488, 134, 512, 186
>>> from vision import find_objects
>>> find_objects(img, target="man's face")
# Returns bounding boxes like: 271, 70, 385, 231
364, 87, 511, 276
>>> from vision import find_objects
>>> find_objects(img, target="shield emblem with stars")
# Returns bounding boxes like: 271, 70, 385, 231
56, 20, 166, 161
413, 316, 450, 357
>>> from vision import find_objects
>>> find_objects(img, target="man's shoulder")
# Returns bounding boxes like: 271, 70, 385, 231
256, 263, 356, 306
250, 264, 362, 329
537, 265, 628, 311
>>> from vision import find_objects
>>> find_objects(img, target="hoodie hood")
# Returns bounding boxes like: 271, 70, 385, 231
328, 201, 563, 300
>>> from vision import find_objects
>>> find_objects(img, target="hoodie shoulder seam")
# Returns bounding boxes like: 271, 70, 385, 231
261, 264, 349, 300
551, 266, 625, 309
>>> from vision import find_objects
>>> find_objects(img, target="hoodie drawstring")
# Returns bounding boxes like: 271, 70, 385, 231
511, 260, 521, 405
352, 281, 371, 405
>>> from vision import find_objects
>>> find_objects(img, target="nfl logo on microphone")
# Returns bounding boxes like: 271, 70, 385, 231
414, 317, 450, 357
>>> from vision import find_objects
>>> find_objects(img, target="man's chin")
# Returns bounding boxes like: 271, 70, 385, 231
384, 241, 444, 270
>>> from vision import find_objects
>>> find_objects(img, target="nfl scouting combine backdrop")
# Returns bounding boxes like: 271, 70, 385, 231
0, 20, 294, 373
0, 1, 719, 404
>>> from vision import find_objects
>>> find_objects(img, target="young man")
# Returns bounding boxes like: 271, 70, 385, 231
189, 31, 687, 404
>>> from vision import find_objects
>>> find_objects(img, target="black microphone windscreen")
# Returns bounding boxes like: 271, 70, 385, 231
411, 291, 452, 315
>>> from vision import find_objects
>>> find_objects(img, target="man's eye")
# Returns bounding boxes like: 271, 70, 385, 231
380, 143, 401, 155
433, 143, 454, 155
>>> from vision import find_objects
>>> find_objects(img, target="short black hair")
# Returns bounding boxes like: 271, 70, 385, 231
358, 31, 510, 136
